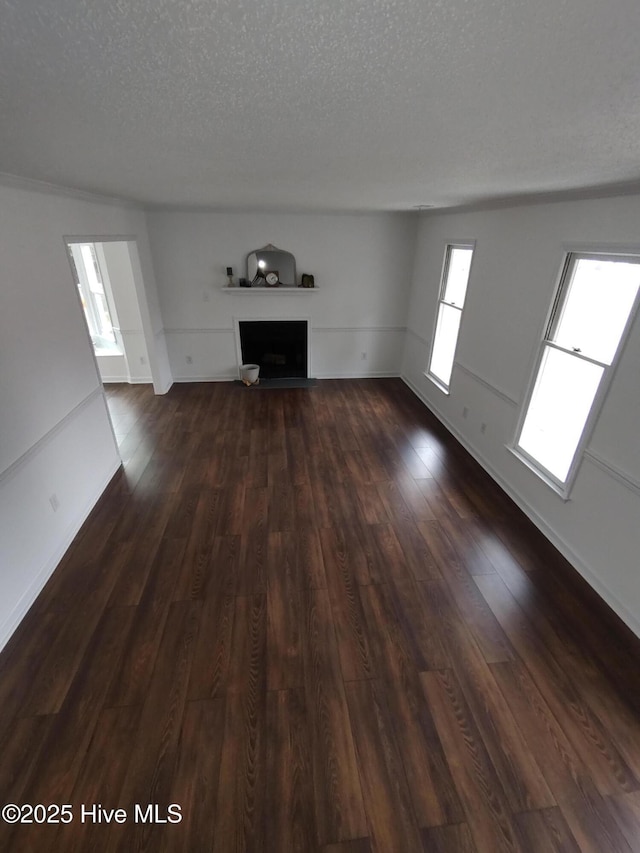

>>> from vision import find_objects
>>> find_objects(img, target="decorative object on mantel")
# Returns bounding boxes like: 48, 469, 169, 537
251, 269, 266, 287
226, 266, 236, 287
247, 243, 296, 287
265, 271, 280, 287
300, 273, 315, 288
239, 277, 249, 287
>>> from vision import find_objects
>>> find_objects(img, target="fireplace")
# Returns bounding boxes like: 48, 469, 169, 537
238, 320, 308, 379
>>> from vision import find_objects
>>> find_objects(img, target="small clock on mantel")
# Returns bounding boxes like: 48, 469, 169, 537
265, 271, 280, 287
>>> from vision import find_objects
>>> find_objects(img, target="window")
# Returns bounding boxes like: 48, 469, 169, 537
68, 243, 121, 355
515, 252, 640, 493
427, 243, 474, 391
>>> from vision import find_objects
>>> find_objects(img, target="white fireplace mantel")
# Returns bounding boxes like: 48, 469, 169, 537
220, 286, 318, 294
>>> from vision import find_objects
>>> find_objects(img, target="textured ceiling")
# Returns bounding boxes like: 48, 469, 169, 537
1, 0, 640, 211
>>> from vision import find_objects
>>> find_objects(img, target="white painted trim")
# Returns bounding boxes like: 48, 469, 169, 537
406, 328, 429, 345
0, 386, 104, 484
0, 458, 122, 653
172, 371, 401, 382
414, 182, 640, 217
315, 371, 399, 379
155, 375, 174, 394
234, 316, 312, 379
584, 450, 640, 497
313, 326, 407, 333
506, 445, 570, 502
173, 375, 237, 383
0, 172, 141, 208
511, 249, 640, 499
401, 374, 640, 640
101, 376, 152, 385
426, 240, 477, 393
455, 362, 519, 407
424, 371, 450, 396
144, 202, 403, 215
560, 240, 640, 258
220, 286, 318, 294
410, 364, 640, 499
164, 326, 406, 335
165, 328, 234, 335
64, 235, 139, 247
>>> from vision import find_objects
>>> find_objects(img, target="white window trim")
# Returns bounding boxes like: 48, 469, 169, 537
425, 240, 476, 394
425, 371, 452, 396
510, 249, 640, 499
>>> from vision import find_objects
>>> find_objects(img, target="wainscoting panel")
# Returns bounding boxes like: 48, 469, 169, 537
166, 326, 407, 381
0, 389, 120, 650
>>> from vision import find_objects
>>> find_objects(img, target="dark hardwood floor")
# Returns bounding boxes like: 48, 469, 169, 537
1, 378, 640, 851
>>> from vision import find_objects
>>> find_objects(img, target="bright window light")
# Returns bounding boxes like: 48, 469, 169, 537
427, 244, 474, 390
69, 243, 121, 355
516, 253, 640, 489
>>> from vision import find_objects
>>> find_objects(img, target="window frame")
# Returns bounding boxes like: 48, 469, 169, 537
426, 241, 475, 393
69, 242, 122, 355
511, 249, 640, 499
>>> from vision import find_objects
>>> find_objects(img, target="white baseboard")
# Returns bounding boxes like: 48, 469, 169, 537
173, 374, 237, 383
100, 376, 152, 384
0, 459, 122, 653
402, 374, 640, 640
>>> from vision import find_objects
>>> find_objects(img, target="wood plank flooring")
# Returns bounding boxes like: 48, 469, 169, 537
1, 378, 640, 851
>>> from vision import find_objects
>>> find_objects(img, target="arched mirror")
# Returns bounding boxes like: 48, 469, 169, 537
247, 244, 297, 287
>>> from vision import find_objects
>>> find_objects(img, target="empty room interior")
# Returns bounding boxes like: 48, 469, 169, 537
2, 0, 640, 850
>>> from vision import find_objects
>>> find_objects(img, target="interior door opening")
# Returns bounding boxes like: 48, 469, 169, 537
66, 239, 152, 389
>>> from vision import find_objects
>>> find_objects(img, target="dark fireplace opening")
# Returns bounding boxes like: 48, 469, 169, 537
239, 320, 308, 379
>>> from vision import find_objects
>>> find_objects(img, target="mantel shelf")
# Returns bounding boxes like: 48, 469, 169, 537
220, 286, 318, 294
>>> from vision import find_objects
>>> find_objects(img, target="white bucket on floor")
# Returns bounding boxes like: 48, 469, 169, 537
240, 363, 260, 384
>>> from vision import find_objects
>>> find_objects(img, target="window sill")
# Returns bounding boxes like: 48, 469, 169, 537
506, 445, 571, 501
424, 371, 450, 395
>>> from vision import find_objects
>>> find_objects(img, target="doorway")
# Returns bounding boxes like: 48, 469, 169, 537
67, 239, 152, 387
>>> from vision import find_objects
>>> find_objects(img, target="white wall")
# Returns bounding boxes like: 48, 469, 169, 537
126, 238, 173, 394
0, 179, 165, 649
402, 193, 640, 637
146, 210, 417, 380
